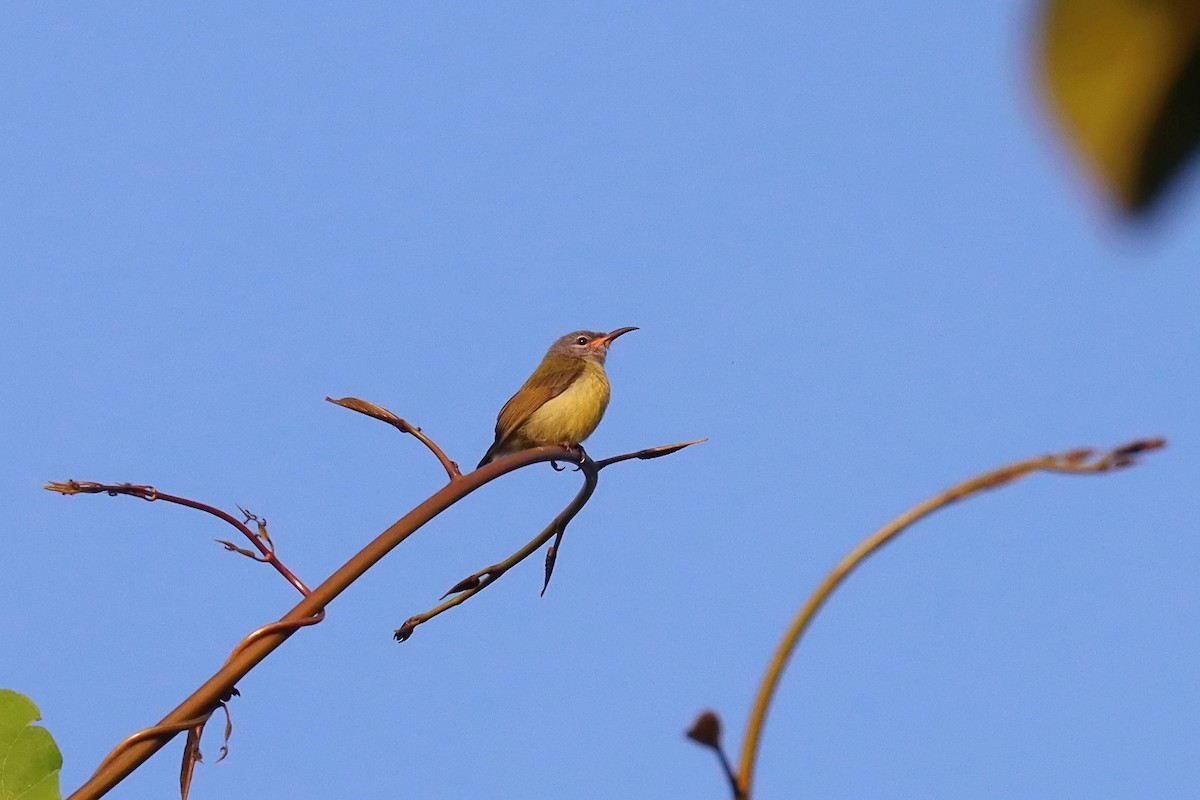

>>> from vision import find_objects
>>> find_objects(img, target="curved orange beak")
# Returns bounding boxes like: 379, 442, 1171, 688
591, 326, 638, 349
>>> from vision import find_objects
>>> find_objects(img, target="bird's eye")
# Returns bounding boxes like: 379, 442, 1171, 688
576, 336, 588, 345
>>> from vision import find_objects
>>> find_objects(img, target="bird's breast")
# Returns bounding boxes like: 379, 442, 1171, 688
518, 363, 611, 446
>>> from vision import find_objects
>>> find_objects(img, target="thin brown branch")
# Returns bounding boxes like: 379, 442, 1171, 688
43, 482, 311, 597
326, 396, 462, 481
395, 438, 706, 641
59, 423, 700, 800
731, 437, 1165, 799
396, 466, 597, 641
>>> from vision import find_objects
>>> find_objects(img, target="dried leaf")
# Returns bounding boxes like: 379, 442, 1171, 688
326, 396, 403, 426
440, 575, 481, 599
686, 710, 723, 749
393, 620, 417, 643
1111, 437, 1168, 457
180, 723, 203, 800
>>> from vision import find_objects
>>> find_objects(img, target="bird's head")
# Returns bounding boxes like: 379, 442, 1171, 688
546, 327, 638, 364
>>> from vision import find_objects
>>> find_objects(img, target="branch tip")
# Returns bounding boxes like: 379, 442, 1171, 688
1111, 437, 1167, 458
393, 620, 417, 643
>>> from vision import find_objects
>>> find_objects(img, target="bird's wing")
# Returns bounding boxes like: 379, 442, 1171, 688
479, 361, 584, 466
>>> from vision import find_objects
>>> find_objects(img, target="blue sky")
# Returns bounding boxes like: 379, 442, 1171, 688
3, 3, 1198, 798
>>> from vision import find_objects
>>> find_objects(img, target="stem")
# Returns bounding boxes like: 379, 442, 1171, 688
734, 438, 1165, 798
67, 438, 703, 799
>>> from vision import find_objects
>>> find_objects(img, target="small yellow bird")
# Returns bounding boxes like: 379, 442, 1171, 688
477, 327, 638, 468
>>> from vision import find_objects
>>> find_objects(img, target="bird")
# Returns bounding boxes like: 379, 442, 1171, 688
477, 327, 638, 468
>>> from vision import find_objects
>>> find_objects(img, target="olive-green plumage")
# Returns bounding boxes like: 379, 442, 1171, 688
477, 327, 637, 468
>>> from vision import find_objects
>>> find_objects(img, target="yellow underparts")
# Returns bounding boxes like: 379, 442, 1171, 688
513, 362, 611, 448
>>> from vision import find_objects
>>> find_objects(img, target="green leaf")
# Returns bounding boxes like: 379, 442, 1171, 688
0, 690, 62, 800
1039, 0, 1200, 214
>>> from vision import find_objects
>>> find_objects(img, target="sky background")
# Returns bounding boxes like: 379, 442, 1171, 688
3, 3, 1198, 798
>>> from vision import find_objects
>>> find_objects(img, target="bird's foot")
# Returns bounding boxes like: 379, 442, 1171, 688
565, 443, 589, 471
550, 443, 587, 472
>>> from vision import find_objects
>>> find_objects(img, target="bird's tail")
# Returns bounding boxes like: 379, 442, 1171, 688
476, 440, 502, 469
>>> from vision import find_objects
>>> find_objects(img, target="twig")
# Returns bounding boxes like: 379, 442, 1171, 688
43, 482, 311, 597
395, 469, 596, 641
327, 396, 462, 481
395, 438, 706, 641
729, 438, 1165, 799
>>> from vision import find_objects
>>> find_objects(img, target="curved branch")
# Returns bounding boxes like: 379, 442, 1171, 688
62, 436, 700, 800
396, 462, 598, 641
733, 437, 1165, 799
394, 438, 706, 640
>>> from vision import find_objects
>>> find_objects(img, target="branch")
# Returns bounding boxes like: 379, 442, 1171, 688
704, 437, 1164, 800
395, 463, 596, 642
42, 482, 311, 597
56, 419, 699, 800
395, 438, 705, 641
327, 396, 461, 481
